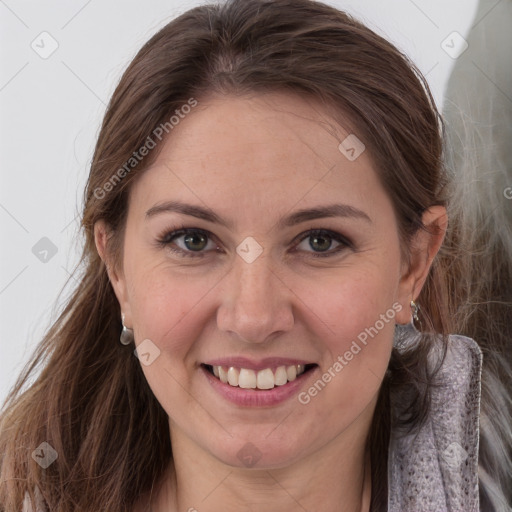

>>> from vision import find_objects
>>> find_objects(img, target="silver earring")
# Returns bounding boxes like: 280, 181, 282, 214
120, 313, 134, 345
410, 300, 420, 323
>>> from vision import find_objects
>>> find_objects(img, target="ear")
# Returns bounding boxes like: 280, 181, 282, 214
395, 206, 448, 325
94, 220, 133, 327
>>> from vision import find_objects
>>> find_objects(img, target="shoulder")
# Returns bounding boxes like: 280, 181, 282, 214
388, 329, 482, 512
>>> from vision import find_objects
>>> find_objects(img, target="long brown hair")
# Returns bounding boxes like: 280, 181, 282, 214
1, 0, 508, 510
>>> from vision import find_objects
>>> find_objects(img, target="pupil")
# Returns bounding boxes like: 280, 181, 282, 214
184, 232, 207, 251
311, 235, 331, 252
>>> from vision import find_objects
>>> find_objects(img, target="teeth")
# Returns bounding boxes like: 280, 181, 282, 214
227, 367, 239, 386
256, 368, 275, 390
218, 366, 228, 383
286, 365, 297, 381
210, 364, 308, 390
239, 368, 256, 389
274, 366, 288, 386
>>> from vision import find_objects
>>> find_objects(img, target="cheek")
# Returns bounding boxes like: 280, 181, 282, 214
128, 250, 400, 363
129, 264, 219, 353
126, 266, 220, 416
125, 237, 400, 427
292, 264, 399, 420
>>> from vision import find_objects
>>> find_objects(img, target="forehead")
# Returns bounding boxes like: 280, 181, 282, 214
155, 93, 357, 174
128, 93, 392, 227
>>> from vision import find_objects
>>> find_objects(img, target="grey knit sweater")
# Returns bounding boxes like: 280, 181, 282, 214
388, 323, 482, 511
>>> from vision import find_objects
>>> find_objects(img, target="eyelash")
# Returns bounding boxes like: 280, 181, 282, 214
156, 224, 354, 259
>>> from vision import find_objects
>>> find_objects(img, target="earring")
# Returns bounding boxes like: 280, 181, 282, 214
410, 300, 420, 323
120, 313, 134, 345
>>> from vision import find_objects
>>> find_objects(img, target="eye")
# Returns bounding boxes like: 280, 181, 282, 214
293, 229, 352, 258
156, 226, 353, 259
156, 227, 219, 258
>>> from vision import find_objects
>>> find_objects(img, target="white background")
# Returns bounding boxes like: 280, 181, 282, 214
0, 0, 481, 404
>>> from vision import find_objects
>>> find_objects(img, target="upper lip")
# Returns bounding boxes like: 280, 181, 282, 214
203, 357, 315, 371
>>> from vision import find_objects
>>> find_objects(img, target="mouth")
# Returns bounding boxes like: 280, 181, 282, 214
201, 363, 317, 390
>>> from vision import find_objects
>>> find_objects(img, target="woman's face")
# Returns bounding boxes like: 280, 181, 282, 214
103, 92, 416, 468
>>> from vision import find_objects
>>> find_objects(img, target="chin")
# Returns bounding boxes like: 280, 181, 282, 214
206, 430, 311, 470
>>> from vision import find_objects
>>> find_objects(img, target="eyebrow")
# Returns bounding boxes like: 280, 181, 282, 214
145, 200, 371, 229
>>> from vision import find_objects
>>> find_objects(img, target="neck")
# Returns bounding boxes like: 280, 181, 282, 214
148, 425, 372, 512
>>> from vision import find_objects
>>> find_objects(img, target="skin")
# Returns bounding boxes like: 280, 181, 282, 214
95, 92, 447, 512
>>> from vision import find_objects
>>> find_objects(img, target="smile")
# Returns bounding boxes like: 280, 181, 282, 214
202, 363, 316, 390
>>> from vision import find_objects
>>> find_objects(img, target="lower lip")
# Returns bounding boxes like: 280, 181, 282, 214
201, 365, 317, 407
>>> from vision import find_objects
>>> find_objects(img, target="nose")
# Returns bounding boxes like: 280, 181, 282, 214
216, 251, 295, 344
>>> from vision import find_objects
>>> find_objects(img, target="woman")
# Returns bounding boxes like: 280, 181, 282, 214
0, 0, 510, 510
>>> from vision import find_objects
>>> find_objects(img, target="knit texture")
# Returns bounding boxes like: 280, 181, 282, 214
388, 323, 482, 512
